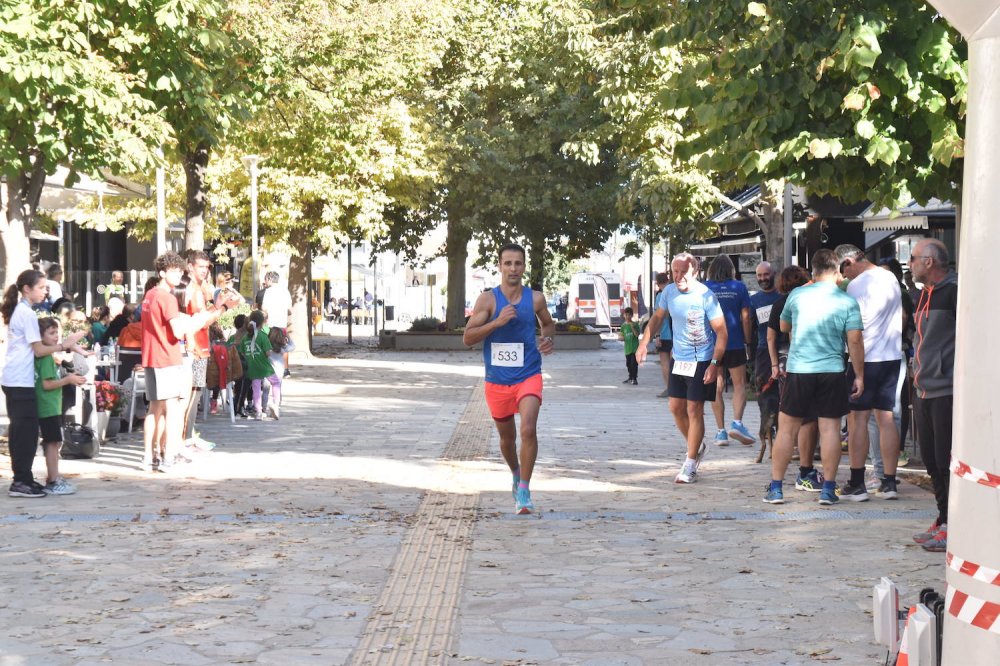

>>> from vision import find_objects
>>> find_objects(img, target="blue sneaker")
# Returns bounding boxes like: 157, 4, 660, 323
729, 420, 755, 445
819, 487, 839, 505
763, 484, 784, 504
714, 429, 729, 447
515, 487, 535, 515
795, 471, 825, 492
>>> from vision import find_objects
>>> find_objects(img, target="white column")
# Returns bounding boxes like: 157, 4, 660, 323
943, 34, 1000, 664
243, 155, 260, 295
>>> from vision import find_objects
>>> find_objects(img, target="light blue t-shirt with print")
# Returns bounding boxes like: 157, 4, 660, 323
666, 282, 724, 362
780, 281, 863, 373
655, 290, 672, 341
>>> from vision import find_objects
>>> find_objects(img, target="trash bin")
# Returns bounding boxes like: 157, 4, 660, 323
385, 305, 395, 321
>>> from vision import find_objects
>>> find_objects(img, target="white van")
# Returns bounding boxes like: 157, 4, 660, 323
566, 272, 623, 328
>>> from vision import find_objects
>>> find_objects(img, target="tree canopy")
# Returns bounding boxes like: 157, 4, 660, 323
3, 0, 970, 335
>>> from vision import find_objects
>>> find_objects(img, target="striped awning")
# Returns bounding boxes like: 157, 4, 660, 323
689, 235, 763, 255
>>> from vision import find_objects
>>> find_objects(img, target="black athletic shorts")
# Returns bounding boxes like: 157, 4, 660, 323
780, 372, 849, 419
656, 339, 673, 354
847, 360, 901, 412
720, 348, 747, 369
668, 360, 717, 403
39, 415, 62, 445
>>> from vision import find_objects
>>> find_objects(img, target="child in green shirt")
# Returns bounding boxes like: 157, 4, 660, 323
237, 310, 279, 420
35, 318, 87, 494
619, 307, 640, 385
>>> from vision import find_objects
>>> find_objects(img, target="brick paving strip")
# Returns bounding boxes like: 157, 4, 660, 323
351, 381, 492, 665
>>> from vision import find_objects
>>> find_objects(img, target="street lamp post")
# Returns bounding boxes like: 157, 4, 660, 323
242, 155, 260, 296
156, 148, 166, 255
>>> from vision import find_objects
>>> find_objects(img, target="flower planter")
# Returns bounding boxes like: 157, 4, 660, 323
104, 415, 122, 440
380, 330, 603, 351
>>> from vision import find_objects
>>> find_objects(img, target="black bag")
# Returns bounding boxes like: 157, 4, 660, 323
61, 423, 99, 459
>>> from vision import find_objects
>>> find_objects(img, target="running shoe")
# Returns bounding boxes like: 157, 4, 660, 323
837, 482, 870, 502
42, 477, 76, 495
622, 378, 632, 384
254, 410, 264, 421
694, 441, 708, 469
186, 436, 216, 451
864, 467, 882, 492
763, 485, 784, 504
795, 471, 825, 492
729, 420, 755, 445
514, 487, 535, 515
875, 478, 898, 499
8, 481, 45, 498
714, 429, 729, 447
818, 487, 839, 505
657, 389, 670, 398
913, 521, 941, 544
675, 460, 697, 484
268, 403, 280, 420
922, 528, 947, 553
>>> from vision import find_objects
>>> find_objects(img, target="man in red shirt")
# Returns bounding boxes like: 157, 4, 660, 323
141, 251, 236, 471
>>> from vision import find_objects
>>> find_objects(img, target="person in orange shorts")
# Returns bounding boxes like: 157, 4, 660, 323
463, 243, 555, 514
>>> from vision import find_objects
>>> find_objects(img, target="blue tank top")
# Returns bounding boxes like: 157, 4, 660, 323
483, 286, 542, 385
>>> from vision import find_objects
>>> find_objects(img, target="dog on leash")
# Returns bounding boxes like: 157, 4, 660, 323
755, 375, 779, 463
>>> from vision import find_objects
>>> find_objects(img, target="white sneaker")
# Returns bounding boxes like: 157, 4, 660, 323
268, 403, 280, 420
694, 441, 708, 470
675, 460, 697, 484
43, 477, 76, 495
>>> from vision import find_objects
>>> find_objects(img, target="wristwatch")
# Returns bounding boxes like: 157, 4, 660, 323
710, 358, 719, 366
541, 336, 554, 344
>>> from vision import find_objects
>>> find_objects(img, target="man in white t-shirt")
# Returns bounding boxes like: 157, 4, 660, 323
260, 271, 293, 376
835, 244, 903, 501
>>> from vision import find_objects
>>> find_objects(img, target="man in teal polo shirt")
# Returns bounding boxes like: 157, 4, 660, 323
764, 249, 865, 505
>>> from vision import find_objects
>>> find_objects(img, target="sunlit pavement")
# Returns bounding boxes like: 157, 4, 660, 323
0, 341, 936, 664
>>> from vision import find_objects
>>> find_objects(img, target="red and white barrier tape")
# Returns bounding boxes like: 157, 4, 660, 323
947, 553, 1000, 586
946, 586, 1000, 635
950, 459, 1000, 488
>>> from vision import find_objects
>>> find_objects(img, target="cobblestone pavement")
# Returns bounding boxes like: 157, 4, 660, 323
0, 342, 941, 665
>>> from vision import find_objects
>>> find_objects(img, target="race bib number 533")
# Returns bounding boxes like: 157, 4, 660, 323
491, 342, 524, 367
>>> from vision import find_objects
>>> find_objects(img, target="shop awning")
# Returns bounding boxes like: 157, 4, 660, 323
690, 235, 763, 255
862, 215, 929, 232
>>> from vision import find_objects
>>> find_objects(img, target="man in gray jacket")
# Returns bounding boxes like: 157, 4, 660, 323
908, 238, 957, 553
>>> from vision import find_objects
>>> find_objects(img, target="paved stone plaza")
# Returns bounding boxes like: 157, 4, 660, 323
0, 342, 942, 665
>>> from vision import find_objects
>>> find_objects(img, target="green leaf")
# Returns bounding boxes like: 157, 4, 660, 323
855, 119, 876, 139
842, 91, 865, 111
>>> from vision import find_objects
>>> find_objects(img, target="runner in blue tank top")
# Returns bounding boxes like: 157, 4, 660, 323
463, 243, 555, 515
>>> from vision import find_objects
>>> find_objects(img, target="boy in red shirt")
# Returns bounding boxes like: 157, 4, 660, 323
141, 252, 238, 470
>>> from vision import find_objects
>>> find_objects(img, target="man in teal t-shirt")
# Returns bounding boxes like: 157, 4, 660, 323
764, 249, 864, 507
